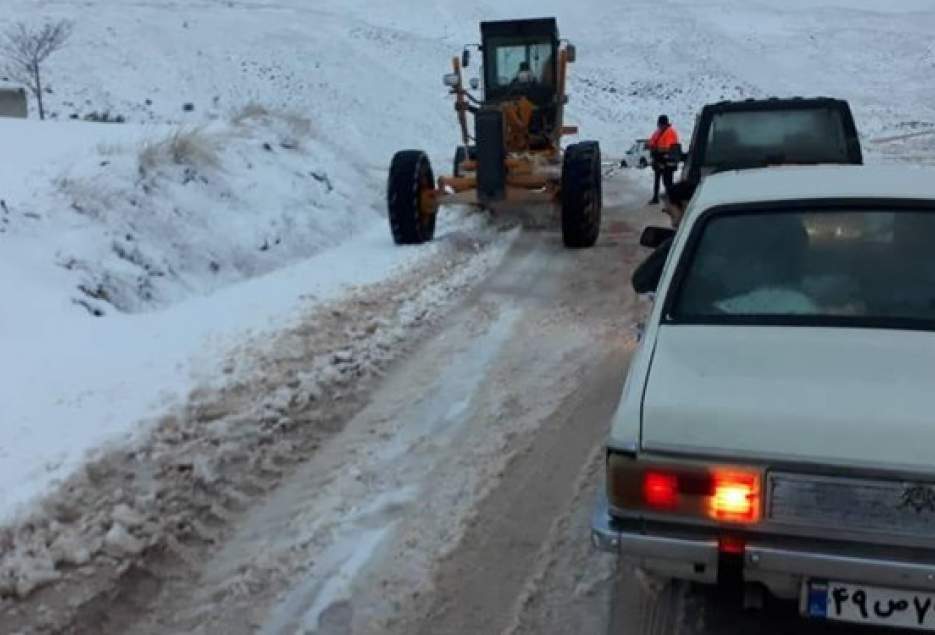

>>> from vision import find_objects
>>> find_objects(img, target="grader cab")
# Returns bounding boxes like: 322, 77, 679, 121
387, 18, 602, 248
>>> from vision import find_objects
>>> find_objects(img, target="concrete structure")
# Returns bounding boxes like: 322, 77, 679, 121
0, 87, 28, 118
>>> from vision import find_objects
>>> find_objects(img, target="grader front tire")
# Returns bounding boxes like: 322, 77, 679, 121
388, 150, 437, 245
560, 141, 602, 249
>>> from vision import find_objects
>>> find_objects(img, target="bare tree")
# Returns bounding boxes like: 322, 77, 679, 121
0, 20, 73, 120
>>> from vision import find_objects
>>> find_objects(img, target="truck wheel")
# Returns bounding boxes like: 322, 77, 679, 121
561, 141, 602, 249
639, 157, 649, 169
453, 145, 476, 178
388, 150, 437, 245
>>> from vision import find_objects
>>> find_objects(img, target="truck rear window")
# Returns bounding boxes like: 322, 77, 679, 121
669, 208, 935, 329
703, 108, 851, 169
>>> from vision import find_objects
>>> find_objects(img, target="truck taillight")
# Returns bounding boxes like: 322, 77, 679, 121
709, 472, 760, 524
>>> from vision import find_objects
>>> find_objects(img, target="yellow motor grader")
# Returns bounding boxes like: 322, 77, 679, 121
387, 18, 602, 248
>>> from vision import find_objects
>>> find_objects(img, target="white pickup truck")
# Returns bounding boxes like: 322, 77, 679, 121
593, 165, 935, 631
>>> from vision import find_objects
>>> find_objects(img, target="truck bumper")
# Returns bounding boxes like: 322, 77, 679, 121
591, 492, 935, 601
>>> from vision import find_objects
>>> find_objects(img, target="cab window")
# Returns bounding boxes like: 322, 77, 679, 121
485, 38, 555, 90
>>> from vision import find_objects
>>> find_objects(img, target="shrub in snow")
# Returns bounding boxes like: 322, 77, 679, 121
73, 298, 105, 317
83, 111, 126, 124
277, 112, 311, 149
231, 102, 269, 124
138, 128, 222, 173
57, 174, 122, 220
232, 102, 311, 150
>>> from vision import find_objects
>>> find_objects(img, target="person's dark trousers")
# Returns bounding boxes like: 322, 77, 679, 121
651, 158, 677, 203
662, 166, 675, 195
650, 154, 678, 205
651, 165, 663, 203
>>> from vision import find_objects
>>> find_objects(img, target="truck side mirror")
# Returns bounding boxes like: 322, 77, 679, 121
462, 49, 470, 68
566, 43, 577, 63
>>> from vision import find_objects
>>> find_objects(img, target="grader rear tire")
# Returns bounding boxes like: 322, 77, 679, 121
388, 150, 437, 245
561, 141, 602, 249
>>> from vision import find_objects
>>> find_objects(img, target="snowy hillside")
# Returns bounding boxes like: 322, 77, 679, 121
1, 0, 935, 590
11, 0, 935, 153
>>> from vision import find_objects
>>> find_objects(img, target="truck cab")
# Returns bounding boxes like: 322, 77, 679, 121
681, 97, 863, 185
472, 18, 568, 154
480, 18, 560, 110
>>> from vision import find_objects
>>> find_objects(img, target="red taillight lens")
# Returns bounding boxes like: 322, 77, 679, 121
643, 471, 679, 509
709, 472, 760, 523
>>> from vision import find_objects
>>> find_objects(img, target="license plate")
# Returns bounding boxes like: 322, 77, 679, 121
807, 581, 935, 631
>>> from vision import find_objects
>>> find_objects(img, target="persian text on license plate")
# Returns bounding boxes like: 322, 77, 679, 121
807, 581, 935, 631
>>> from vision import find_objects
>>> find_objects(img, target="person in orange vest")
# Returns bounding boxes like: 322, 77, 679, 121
648, 114, 680, 205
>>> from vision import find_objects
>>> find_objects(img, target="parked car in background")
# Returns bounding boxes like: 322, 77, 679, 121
620, 138, 650, 169
594, 165, 935, 632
